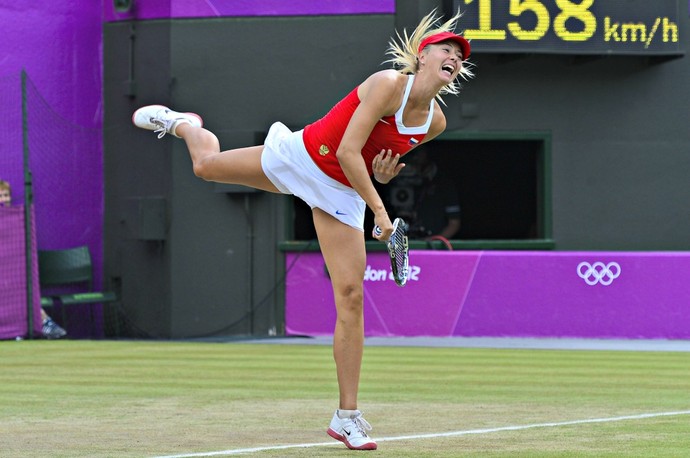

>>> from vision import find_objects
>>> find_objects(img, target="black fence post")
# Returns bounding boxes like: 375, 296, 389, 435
22, 69, 35, 339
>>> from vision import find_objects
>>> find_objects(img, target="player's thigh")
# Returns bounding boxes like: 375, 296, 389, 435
204, 145, 280, 192
312, 208, 366, 289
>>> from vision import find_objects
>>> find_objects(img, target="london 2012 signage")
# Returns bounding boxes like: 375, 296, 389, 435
454, 0, 683, 56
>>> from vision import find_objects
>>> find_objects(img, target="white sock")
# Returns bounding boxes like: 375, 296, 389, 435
337, 409, 360, 419
170, 119, 192, 138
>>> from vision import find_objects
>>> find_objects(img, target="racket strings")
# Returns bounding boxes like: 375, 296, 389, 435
389, 225, 409, 281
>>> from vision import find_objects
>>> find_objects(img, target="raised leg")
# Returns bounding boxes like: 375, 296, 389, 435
175, 124, 280, 192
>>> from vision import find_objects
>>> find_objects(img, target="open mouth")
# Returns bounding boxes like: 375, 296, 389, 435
441, 64, 455, 77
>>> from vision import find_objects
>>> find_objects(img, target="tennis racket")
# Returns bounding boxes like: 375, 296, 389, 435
373, 217, 409, 287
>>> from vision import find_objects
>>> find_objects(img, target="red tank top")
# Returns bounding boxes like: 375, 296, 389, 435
302, 75, 433, 187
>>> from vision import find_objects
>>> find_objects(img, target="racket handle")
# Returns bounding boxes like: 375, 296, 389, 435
373, 225, 382, 237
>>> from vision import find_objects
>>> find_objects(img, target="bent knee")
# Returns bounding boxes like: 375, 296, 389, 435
192, 156, 216, 181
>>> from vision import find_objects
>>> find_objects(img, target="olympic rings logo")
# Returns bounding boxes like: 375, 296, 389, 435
577, 261, 621, 286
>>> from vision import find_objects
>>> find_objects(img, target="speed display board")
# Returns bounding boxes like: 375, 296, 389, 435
454, 0, 683, 55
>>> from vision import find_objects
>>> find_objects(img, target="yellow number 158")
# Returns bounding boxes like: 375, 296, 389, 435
464, 0, 597, 42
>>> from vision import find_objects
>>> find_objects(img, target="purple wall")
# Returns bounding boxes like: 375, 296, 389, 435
104, 0, 394, 21
0, 2, 104, 322
286, 251, 690, 340
1, 3, 103, 129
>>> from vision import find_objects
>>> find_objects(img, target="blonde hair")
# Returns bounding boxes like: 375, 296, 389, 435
385, 9, 474, 98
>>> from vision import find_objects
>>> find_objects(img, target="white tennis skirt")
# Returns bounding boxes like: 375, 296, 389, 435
261, 122, 366, 231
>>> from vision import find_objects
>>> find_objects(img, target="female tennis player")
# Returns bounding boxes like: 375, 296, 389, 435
133, 10, 472, 451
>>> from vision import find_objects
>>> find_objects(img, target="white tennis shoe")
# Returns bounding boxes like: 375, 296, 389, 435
327, 409, 377, 450
132, 105, 203, 139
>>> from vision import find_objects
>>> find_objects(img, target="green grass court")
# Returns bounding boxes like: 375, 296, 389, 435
2, 340, 689, 457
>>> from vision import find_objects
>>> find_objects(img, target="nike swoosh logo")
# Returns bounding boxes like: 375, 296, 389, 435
335, 210, 347, 215
343, 428, 352, 436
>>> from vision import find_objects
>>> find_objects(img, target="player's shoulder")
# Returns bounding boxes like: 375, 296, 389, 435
358, 70, 409, 109
371, 69, 407, 82
361, 70, 407, 94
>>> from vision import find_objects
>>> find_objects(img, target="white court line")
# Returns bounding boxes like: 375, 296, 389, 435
152, 409, 690, 458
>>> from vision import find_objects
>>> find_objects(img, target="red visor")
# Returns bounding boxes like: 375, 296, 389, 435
418, 32, 471, 60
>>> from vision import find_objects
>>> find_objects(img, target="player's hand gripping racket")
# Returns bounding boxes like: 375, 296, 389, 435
373, 217, 409, 287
